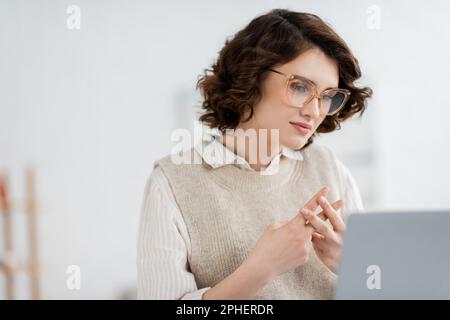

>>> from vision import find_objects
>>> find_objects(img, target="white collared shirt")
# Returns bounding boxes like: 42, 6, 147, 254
197, 127, 305, 175
137, 128, 364, 300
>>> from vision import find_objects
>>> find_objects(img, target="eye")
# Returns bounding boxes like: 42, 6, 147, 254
322, 94, 333, 102
322, 90, 338, 101
290, 82, 307, 93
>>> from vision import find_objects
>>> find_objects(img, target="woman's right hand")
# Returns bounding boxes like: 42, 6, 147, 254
203, 187, 334, 300
246, 187, 331, 281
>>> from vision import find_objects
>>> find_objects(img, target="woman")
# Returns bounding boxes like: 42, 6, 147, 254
137, 9, 372, 300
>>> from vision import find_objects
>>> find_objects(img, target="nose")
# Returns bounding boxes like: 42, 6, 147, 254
300, 95, 321, 119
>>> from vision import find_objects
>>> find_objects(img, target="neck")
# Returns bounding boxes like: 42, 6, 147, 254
220, 126, 282, 172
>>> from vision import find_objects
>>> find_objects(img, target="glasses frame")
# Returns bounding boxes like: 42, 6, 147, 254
269, 68, 351, 116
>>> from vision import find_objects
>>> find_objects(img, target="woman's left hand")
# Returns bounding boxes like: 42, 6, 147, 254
300, 196, 346, 274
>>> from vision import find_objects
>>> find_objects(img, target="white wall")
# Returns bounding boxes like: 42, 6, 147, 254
1, 0, 449, 299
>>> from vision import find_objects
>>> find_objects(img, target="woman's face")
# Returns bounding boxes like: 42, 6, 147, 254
242, 47, 339, 151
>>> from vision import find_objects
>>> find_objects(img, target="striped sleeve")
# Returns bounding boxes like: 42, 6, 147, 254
136, 165, 211, 299
334, 157, 365, 223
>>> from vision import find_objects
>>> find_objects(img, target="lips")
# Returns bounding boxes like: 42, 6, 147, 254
289, 121, 312, 130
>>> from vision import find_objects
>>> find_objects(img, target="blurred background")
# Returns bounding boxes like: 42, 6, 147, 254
1, 0, 449, 299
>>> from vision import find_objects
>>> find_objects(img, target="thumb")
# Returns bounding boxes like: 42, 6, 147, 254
296, 208, 309, 224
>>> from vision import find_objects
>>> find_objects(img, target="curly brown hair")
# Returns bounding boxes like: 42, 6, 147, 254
196, 9, 373, 149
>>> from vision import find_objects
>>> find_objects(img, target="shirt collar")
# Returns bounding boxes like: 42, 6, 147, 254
194, 126, 304, 174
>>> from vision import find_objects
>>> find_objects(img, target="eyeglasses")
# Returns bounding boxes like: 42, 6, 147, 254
269, 69, 351, 116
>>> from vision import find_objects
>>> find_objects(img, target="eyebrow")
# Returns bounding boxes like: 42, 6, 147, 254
292, 74, 338, 91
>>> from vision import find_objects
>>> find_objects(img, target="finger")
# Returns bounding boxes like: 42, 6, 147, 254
312, 231, 325, 241
290, 211, 314, 232
303, 186, 330, 214
297, 186, 330, 224
295, 187, 330, 225
292, 209, 307, 225
300, 208, 333, 237
305, 210, 328, 226
317, 200, 343, 221
306, 199, 342, 224
318, 197, 346, 233
305, 200, 341, 229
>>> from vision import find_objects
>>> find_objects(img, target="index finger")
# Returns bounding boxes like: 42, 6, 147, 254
293, 187, 330, 225
316, 199, 344, 221
318, 197, 346, 232
303, 186, 330, 213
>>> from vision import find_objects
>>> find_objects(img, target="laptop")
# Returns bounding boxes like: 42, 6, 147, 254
333, 210, 450, 299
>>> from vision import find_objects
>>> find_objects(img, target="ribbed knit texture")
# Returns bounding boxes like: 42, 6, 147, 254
154, 143, 344, 299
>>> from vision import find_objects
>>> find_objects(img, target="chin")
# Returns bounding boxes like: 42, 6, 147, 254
283, 135, 308, 150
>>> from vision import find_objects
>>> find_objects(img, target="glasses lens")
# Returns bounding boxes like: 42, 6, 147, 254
322, 90, 347, 114
286, 77, 349, 115
286, 78, 311, 107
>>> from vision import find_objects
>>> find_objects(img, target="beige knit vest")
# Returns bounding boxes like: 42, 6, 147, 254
155, 143, 345, 299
